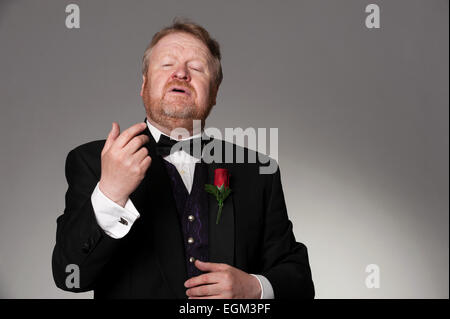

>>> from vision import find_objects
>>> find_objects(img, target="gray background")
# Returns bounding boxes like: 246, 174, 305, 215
0, 0, 448, 298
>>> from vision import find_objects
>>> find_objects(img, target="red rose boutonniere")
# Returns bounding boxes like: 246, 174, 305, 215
205, 168, 232, 224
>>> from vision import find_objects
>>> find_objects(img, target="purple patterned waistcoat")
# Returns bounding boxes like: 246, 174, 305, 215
163, 160, 209, 278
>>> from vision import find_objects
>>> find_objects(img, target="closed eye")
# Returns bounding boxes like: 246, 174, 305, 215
190, 67, 203, 72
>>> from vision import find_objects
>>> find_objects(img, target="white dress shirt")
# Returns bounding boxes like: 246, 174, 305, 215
91, 119, 274, 299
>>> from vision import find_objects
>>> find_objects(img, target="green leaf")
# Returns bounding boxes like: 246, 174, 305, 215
205, 184, 219, 197
223, 188, 232, 200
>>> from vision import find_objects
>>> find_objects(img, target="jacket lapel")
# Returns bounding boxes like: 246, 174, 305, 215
129, 124, 187, 298
204, 143, 235, 266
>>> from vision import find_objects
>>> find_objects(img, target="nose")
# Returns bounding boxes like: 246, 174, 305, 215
171, 65, 191, 82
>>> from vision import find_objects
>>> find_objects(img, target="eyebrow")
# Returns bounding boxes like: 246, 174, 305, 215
157, 55, 208, 68
157, 50, 209, 62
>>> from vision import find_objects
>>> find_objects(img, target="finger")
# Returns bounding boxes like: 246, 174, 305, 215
115, 122, 147, 149
103, 122, 120, 152
123, 134, 150, 155
139, 155, 152, 171
184, 272, 222, 288
133, 146, 149, 163
189, 295, 223, 299
194, 260, 228, 273
186, 284, 222, 297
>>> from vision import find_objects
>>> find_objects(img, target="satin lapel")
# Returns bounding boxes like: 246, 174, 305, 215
205, 158, 235, 266
129, 123, 187, 298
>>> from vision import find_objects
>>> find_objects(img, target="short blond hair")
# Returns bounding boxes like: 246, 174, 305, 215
142, 18, 223, 88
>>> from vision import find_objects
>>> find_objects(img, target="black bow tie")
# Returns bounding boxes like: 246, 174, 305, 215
156, 134, 205, 158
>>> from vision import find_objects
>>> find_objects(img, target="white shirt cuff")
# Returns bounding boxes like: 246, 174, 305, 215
250, 274, 275, 299
91, 182, 140, 239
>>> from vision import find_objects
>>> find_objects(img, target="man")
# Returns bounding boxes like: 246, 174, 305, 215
52, 19, 314, 299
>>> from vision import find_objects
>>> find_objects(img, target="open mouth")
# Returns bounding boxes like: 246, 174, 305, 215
168, 86, 191, 96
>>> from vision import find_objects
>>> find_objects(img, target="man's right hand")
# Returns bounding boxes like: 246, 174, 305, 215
99, 122, 151, 207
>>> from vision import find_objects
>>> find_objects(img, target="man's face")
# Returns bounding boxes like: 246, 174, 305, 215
141, 32, 218, 132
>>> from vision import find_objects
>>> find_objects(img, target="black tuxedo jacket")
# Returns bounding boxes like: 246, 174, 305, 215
52, 124, 314, 299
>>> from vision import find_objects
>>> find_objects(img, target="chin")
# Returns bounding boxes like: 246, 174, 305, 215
161, 104, 194, 118
145, 97, 211, 124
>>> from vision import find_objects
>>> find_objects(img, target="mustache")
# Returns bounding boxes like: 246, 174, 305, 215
163, 79, 195, 95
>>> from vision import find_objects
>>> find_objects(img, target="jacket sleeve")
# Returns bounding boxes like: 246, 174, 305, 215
260, 167, 315, 299
52, 147, 121, 292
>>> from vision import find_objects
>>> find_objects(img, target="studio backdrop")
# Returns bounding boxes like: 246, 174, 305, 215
0, 0, 448, 298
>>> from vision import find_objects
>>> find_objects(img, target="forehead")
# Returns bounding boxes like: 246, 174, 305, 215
150, 32, 211, 61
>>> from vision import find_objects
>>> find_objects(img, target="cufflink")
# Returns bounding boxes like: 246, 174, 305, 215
119, 217, 128, 226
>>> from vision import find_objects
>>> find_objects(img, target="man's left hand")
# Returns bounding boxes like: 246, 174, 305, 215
184, 260, 261, 299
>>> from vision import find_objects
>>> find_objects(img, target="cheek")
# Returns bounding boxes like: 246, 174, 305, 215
148, 74, 167, 97
194, 81, 212, 102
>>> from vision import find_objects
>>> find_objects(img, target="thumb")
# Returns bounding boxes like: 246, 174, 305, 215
194, 260, 224, 272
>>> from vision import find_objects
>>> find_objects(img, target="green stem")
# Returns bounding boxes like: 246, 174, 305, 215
216, 202, 224, 224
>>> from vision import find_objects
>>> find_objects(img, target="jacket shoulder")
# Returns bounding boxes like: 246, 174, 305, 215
66, 140, 106, 177
68, 139, 106, 158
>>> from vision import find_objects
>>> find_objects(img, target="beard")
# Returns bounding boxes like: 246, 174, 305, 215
160, 95, 197, 119
142, 79, 214, 132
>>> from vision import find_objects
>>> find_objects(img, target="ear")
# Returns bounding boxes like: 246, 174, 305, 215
140, 75, 147, 97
